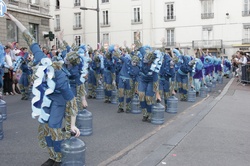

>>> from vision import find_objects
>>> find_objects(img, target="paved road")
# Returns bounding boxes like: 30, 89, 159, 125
0, 78, 229, 166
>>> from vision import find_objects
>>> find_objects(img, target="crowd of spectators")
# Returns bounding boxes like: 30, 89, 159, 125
231, 51, 250, 83
1, 42, 55, 97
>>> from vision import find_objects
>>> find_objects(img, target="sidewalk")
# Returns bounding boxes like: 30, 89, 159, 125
102, 78, 250, 166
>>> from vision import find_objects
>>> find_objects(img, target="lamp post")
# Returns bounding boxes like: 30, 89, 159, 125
80, 0, 100, 48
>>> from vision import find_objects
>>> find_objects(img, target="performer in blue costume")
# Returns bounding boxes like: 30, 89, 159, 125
103, 45, 117, 103
174, 49, 195, 101
116, 53, 140, 113
192, 57, 204, 96
138, 45, 163, 122
88, 50, 104, 99
5, 13, 80, 166
13, 52, 33, 100
159, 49, 175, 110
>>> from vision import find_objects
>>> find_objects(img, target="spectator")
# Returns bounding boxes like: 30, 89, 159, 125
18, 47, 27, 57
3, 45, 14, 95
42, 47, 51, 58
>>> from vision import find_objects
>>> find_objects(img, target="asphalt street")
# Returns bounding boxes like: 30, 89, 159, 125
0, 78, 230, 166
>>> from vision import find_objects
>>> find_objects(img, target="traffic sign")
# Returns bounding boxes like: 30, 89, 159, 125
0, 0, 7, 17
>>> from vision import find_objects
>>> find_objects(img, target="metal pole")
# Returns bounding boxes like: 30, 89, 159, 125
97, 0, 100, 47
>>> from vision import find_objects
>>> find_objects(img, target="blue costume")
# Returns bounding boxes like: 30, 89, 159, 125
138, 47, 163, 122
16, 53, 33, 100
175, 52, 195, 101
117, 55, 140, 113
192, 58, 204, 94
223, 58, 232, 77
18, 31, 78, 165
213, 56, 223, 81
203, 55, 214, 83
103, 45, 117, 103
159, 52, 175, 109
88, 52, 104, 98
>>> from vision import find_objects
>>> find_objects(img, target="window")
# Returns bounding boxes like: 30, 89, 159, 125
133, 31, 141, 44
55, 15, 60, 31
74, 13, 82, 29
29, 23, 39, 42
102, 10, 109, 25
132, 7, 142, 23
29, 0, 39, 5
165, 2, 175, 21
74, 35, 82, 46
103, 33, 109, 45
243, 24, 250, 43
102, 0, 109, 3
243, 0, 250, 16
201, 0, 214, 19
166, 29, 175, 46
6, 19, 18, 42
74, 0, 80, 6
202, 26, 213, 46
56, 0, 60, 9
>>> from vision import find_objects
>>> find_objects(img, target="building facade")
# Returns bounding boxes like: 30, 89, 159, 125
0, 0, 51, 48
51, 0, 250, 58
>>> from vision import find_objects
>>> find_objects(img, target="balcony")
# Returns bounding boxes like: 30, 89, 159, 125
201, 13, 214, 19
242, 38, 250, 44
100, 22, 111, 27
74, 3, 81, 7
164, 42, 176, 47
6, 1, 49, 16
164, 16, 176, 22
73, 25, 82, 30
131, 19, 143, 25
242, 10, 250, 16
192, 40, 222, 49
54, 26, 61, 32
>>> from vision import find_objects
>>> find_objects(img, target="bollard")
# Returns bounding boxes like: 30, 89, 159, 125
0, 115, 3, 140
76, 109, 93, 136
218, 75, 223, 84
0, 99, 7, 120
96, 85, 104, 100
111, 88, 117, 104
206, 81, 212, 93
131, 94, 141, 114
166, 95, 178, 114
61, 135, 86, 166
151, 101, 165, 125
199, 85, 208, 98
187, 87, 196, 102
211, 78, 216, 90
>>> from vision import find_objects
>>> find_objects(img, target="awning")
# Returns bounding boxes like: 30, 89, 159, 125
232, 44, 250, 47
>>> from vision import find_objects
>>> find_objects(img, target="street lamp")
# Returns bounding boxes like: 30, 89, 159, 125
80, 0, 100, 48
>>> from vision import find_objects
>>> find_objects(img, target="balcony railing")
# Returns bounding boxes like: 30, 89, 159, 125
73, 25, 82, 30
192, 40, 222, 48
100, 22, 111, 27
201, 13, 214, 19
54, 26, 61, 31
165, 42, 176, 47
131, 19, 143, 24
6, 1, 49, 15
242, 38, 250, 44
74, 3, 81, 7
242, 10, 250, 16
164, 16, 176, 22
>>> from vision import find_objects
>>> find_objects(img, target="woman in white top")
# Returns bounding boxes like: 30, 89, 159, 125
3, 45, 14, 95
